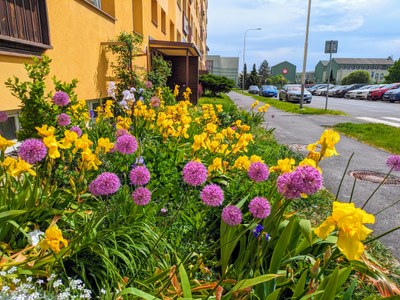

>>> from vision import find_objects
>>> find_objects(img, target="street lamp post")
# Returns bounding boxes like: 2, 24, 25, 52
242, 28, 261, 92
300, 0, 312, 109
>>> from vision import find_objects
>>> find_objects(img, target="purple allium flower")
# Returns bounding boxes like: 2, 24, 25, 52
387, 155, 400, 172
52, 91, 70, 107
132, 187, 151, 206
295, 166, 323, 195
114, 134, 138, 155
70, 126, 82, 137
18, 138, 47, 164
221, 205, 242, 226
0, 111, 8, 122
253, 223, 264, 238
129, 165, 151, 186
57, 113, 71, 126
248, 197, 271, 219
160, 207, 168, 214
182, 161, 208, 186
150, 96, 160, 107
200, 184, 224, 207
247, 162, 269, 182
145, 81, 153, 89
115, 129, 128, 138
277, 172, 303, 199
89, 172, 121, 196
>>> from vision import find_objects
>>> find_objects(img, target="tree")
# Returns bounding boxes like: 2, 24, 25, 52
258, 60, 271, 84
385, 59, 400, 83
238, 63, 248, 90
270, 75, 288, 88
342, 70, 370, 85
247, 64, 260, 88
199, 74, 235, 96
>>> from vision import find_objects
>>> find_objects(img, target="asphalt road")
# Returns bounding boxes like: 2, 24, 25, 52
228, 91, 400, 260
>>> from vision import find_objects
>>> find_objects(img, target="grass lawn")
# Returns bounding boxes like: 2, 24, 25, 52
334, 122, 400, 154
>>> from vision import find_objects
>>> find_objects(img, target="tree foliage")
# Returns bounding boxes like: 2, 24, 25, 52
258, 60, 271, 84
199, 74, 235, 96
270, 75, 288, 88
247, 63, 260, 87
341, 70, 370, 85
148, 54, 172, 88
385, 59, 400, 83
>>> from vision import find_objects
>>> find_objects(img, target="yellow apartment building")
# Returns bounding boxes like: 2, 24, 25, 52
0, 0, 208, 139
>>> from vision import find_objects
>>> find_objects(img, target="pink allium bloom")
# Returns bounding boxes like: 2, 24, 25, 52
18, 138, 47, 164
52, 91, 70, 106
150, 96, 160, 107
115, 129, 129, 138
57, 113, 71, 126
277, 172, 303, 199
132, 187, 152, 206
70, 126, 82, 137
247, 162, 269, 182
387, 155, 400, 172
89, 172, 121, 196
295, 166, 323, 195
145, 81, 153, 89
129, 165, 151, 186
200, 184, 224, 207
182, 161, 208, 186
160, 207, 168, 214
221, 205, 242, 226
0, 111, 8, 122
114, 134, 138, 155
248, 197, 271, 219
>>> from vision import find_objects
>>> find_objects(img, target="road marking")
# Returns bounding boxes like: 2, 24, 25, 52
383, 117, 400, 122
356, 117, 400, 128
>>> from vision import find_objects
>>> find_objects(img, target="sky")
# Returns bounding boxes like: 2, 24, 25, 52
206, 0, 400, 72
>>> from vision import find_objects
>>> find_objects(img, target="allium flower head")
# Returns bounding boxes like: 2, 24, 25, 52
248, 162, 269, 182
249, 197, 271, 219
150, 96, 160, 107
132, 187, 151, 206
295, 165, 323, 195
57, 113, 71, 126
145, 81, 153, 89
182, 161, 208, 186
222, 205, 242, 226
52, 91, 70, 106
387, 155, 400, 172
130, 165, 151, 186
89, 172, 121, 196
0, 111, 8, 122
18, 138, 47, 164
277, 172, 303, 199
114, 134, 138, 155
200, 184, 224, 207
116, 128, 129, 138
70, 126, 82, 137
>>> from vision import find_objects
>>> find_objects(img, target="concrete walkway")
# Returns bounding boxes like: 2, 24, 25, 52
228, 91, 400, 259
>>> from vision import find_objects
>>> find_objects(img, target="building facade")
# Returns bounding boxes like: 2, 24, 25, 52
0, 0, 208, 139
295, 72, 315, 84
206, 55, 239, 85
271, 61, 296, 83
314, 58, 393, 84
314, 60, 328, 83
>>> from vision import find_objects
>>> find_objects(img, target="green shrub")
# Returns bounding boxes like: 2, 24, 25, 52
199, 74, 235, 96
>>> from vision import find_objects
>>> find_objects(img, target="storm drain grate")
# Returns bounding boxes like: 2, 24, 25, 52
349, 170, 400, 185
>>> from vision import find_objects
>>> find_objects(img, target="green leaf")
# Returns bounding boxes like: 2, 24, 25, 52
0, 210, 26, 219
265, 288, 281, 300
299, 219, 312, 245
319, 267, 339, 300
6, 220, 31, 241
230, 274, 281, 293
177, 256, 192, 298
342, 278, 357, 300
300, 291, 324, 300
292, 270, 308, 298
117, 287, 160, 299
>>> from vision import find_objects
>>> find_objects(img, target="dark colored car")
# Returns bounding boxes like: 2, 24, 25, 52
333, 83, 366, 98
248, 85, 260, 94
382, 87, 400, 102
369, 83, 400, 100
259, 85, 278, 98
279, 84, 312, 103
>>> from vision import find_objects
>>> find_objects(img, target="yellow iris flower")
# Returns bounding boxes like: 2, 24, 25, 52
270, 158, 296, 173
0, 135, 16, 151
39, 226, 68, 254
314, 202, 375, 261
43, 135, 61, 159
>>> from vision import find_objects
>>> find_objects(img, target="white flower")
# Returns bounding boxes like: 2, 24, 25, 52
122, 90, 134, 101
53, 279, 63, 288
7, 266, 17, 274
28, 229, 44, 246
1, 285, 10, 292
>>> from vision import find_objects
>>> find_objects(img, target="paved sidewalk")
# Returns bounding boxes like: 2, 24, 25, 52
228, 91, 400, 259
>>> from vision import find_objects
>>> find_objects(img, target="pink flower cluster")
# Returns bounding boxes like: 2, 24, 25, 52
52, 91, 70, 107
387, 155, 400, 171
18, 138, 47, 164
182, 161, 207, 186
57, 113, 71, 126
130, 165, 150, 186
200, 184, 224, 207
114, 134, 138, 155
247, 162, 269, 182
132, 187, 152, 206
89, 172, 121, 196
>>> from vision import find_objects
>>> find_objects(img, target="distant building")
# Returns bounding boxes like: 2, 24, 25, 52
206, 55, 239, 85
295, 72, 315, 83
314, 60, 329, 83
271, 61, 296, 83
314, 58, 394, 84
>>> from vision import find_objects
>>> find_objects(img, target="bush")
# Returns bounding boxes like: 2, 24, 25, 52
341, 70, 371, 84
199, 74, 235, 96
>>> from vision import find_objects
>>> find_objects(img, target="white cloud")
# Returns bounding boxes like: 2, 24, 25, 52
312, 16, 364, 32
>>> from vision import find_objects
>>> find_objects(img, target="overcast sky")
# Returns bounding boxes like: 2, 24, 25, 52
206, 0, 400, 72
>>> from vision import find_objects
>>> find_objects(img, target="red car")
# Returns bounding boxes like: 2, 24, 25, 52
368, 83, 400, 100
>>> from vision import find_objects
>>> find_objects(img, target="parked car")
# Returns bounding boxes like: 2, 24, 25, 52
344, 85, 373, 99
248, 85, 260, 94
259, 85, 278, 97
333, 84, 366, 98
368, 83, 400, 100
382, 87, 400, 102
279, 84, 312, 103
314, 84, 335, 96
307, 84, 327, 95
327, 85, 345, 97
354, 84, 385, 100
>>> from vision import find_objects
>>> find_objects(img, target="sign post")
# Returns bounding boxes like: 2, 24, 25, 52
324, 40, 338, 110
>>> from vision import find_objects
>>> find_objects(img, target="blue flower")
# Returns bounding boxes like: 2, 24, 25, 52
252, 223, 264, 238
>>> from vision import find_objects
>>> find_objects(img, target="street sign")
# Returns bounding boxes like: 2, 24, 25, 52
282, 68, 288, 75
325, 40, 338, 53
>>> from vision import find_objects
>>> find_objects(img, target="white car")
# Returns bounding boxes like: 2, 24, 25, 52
314, 84, 335, 96
345, 85, 373, 99
354, 84, 385, 100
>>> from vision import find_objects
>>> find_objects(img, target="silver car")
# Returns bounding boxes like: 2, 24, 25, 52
279, 84, 312, 103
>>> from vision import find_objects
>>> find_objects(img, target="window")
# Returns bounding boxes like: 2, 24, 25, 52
176, 30, 181, 42
151, 0, 158, 25
0, 0, 51, 55
161, 9, 166, 34
86, 0, 100, 8
169, 21, 175, 41
0, 114, 19, 140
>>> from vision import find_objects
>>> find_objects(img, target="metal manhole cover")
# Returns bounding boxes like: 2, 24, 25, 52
349, 170, 400, 185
